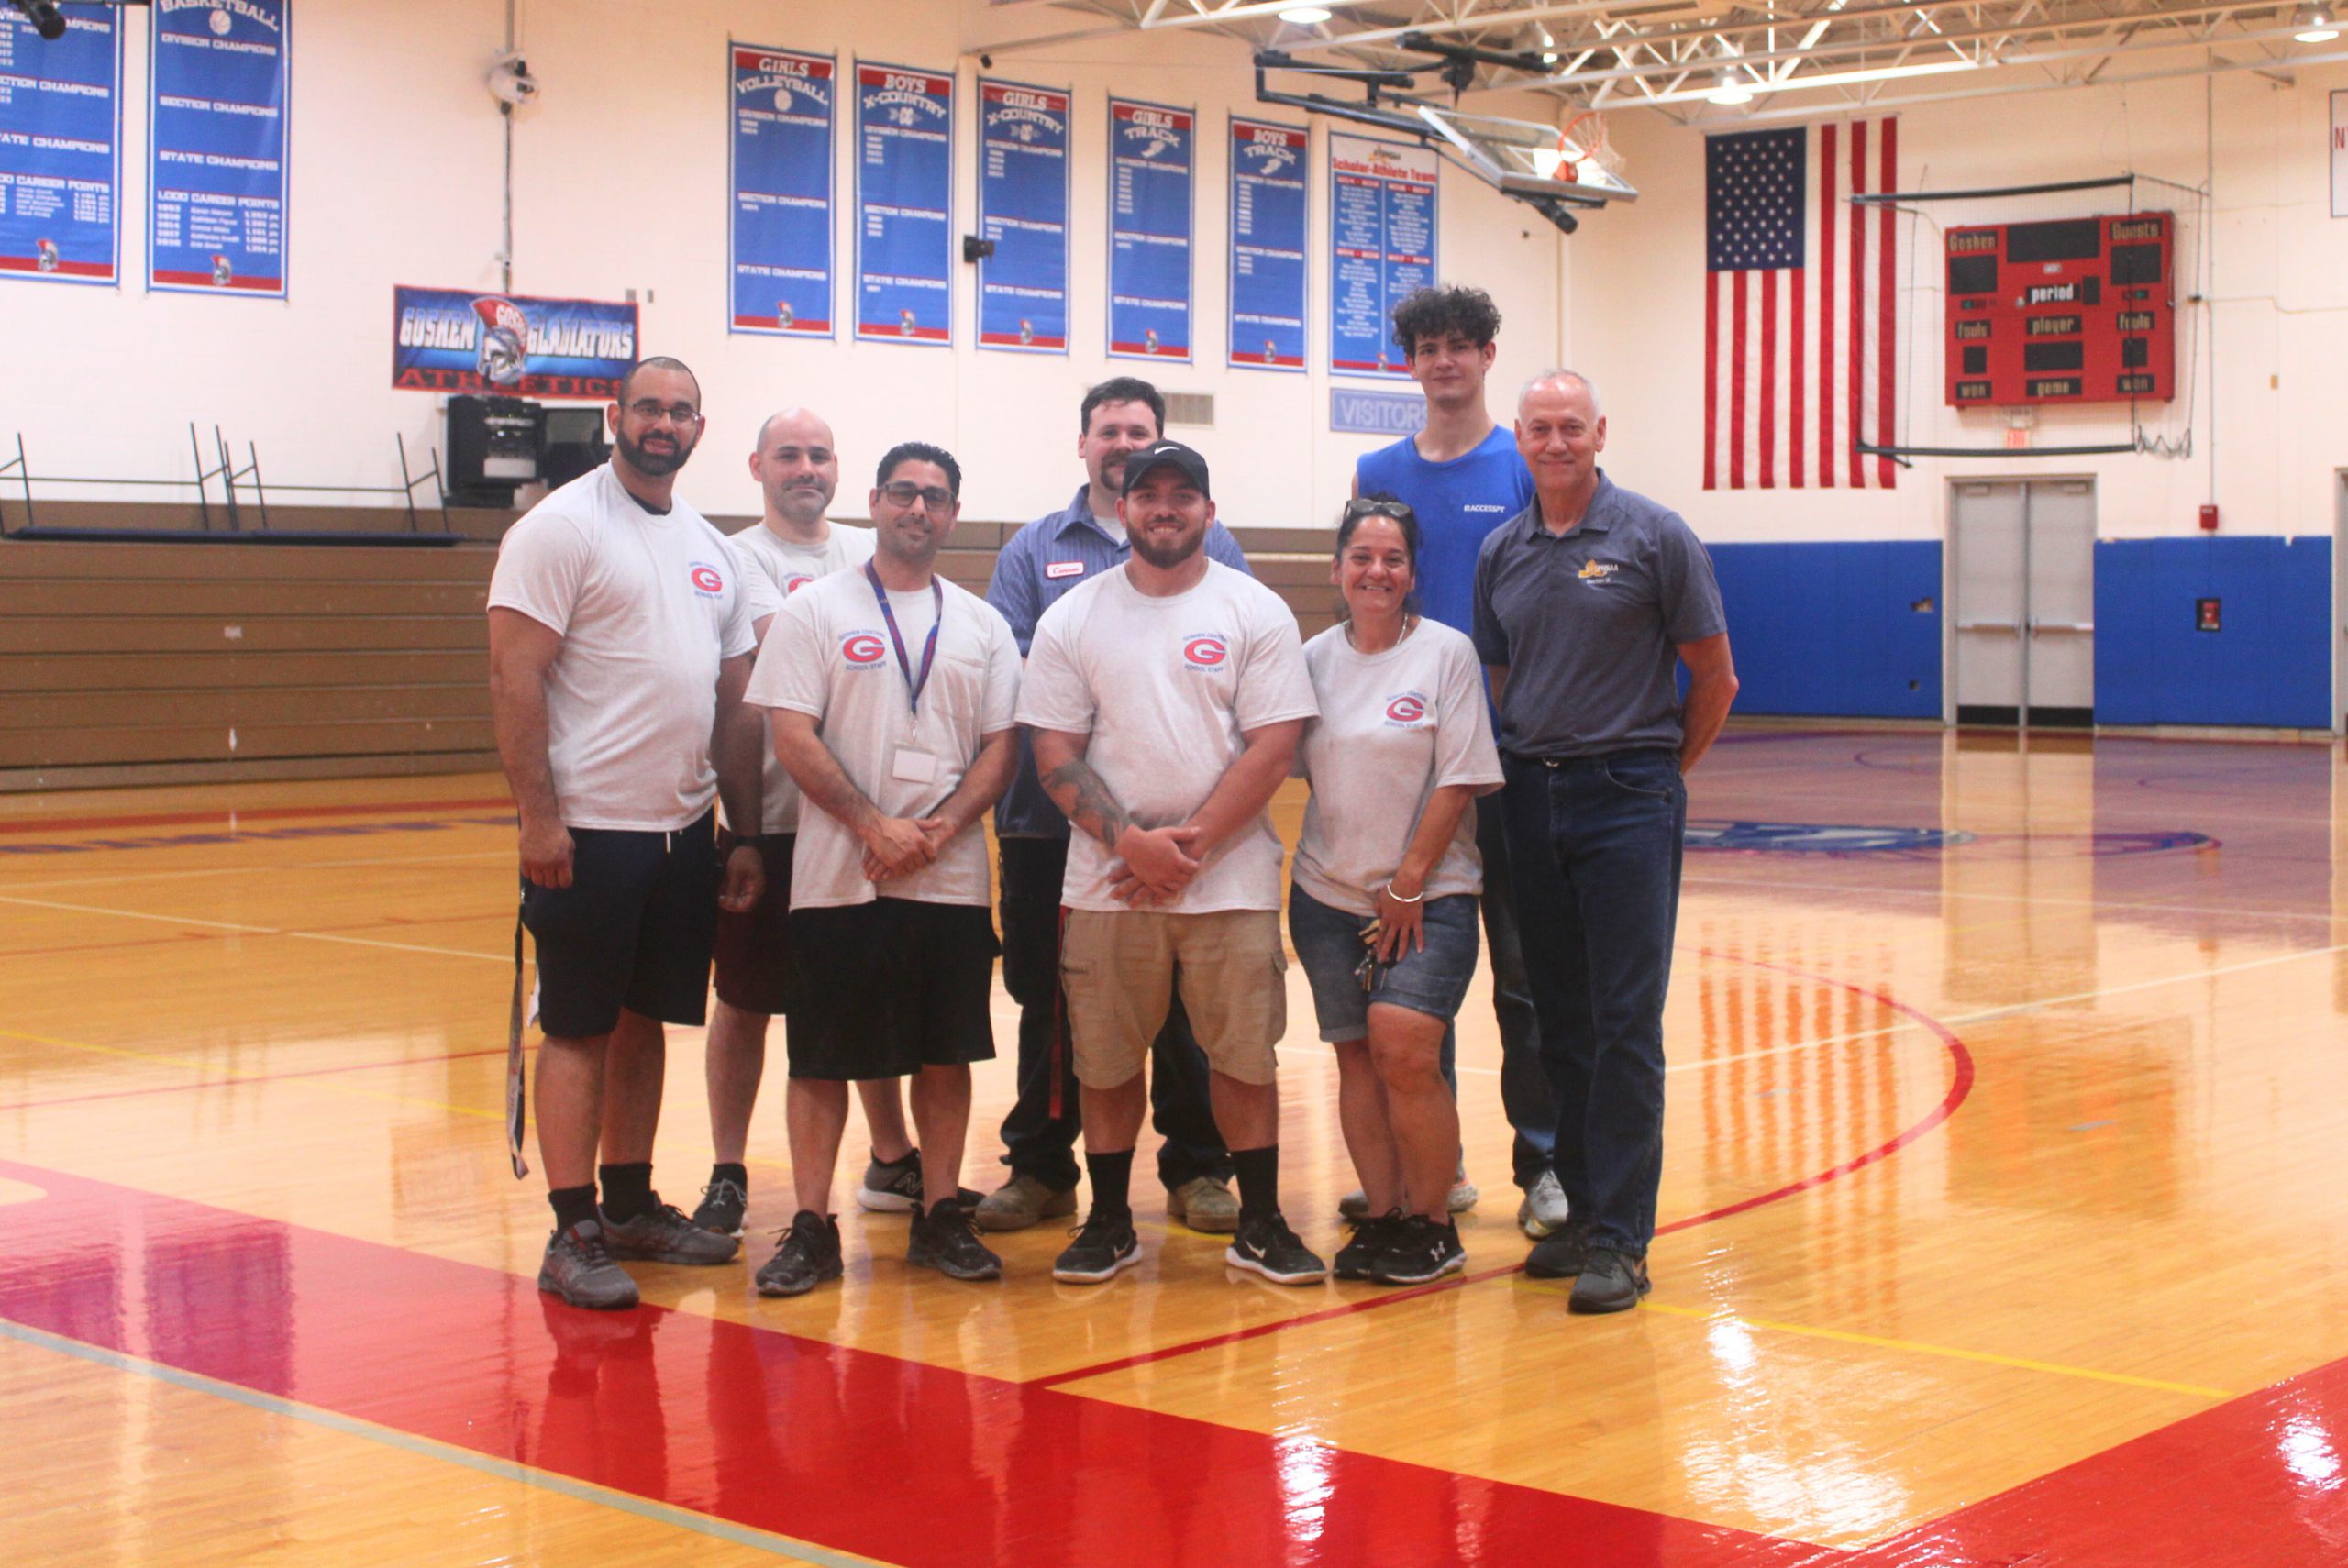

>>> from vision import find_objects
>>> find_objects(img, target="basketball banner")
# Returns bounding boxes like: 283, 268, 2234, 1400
1107, 95, 1193, 362
0, 3, 123, 286
853, 58, 954, 345
1327, 132, 1437, 379
149, 0, 289, 298
390, 286, 639, 399
976, 77, 1069, 353
727, 42, 835, 337
1227, 116, 1307, 371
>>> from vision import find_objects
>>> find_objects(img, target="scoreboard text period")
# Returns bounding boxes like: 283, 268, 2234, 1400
1944, 211, 2176, 408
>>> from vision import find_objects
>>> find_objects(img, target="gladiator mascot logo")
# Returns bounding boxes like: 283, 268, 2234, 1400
472, 295, 530, 387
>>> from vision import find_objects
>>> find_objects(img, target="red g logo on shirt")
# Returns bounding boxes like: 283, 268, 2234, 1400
1385, 693, 1427, 725
689, 562, 725, 597
784, 573, 816, 596
1182, 635, 1228, 671
841, 631, 887, 666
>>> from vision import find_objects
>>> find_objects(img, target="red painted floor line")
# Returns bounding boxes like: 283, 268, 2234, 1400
0, 930, 223, 963
0, 1046, 512, 1116
0, 796, 512, 837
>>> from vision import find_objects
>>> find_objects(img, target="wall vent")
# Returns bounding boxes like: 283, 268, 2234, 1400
1163, 392, 1215, 428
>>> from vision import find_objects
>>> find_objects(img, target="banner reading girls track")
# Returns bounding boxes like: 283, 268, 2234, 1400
976, 77, 1069, 353
853, 59, 953, 345
1107, 95, 1192, 362
391, 286, 638, 400
1227, 116, 1307, 371
149, 0, 289, 297
1328, 132, 1437, 379
728, 43, 834, 337
0, 5, 122, 285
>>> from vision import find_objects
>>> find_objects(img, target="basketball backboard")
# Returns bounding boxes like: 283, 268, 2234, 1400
1415, 105, 1637, 206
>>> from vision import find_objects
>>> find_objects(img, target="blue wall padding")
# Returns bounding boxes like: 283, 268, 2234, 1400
2094, 536, 2331, 728
1705, 540, 1944, 718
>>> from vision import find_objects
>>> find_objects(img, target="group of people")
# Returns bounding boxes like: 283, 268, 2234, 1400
485, 285, 1737, 1322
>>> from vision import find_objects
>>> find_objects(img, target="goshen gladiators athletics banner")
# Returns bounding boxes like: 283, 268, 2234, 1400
390, 286, 639, 400
149, 0, 289, 297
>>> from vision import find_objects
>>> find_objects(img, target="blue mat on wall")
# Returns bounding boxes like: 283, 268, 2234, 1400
1706, 540, 1943, 719
2095, 536, 2331, 728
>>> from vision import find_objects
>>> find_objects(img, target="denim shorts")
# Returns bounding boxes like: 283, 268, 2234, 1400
1288, 883, 1480, 1042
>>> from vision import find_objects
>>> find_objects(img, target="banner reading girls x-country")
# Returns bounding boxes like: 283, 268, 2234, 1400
149, 0, 290, 297
728, 42, 835, 337
854, 59, 953, 345
391, 286, 638, 400
975, 78, 1069, 353
0, 3, 123, 286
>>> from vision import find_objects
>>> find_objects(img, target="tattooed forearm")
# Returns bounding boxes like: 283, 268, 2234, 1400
1039, 756, 1134, 852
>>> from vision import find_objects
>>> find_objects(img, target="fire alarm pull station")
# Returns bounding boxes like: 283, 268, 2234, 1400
2198, 503, 2219, 532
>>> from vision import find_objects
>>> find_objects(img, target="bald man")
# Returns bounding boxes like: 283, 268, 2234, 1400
692, 410, 959, 1240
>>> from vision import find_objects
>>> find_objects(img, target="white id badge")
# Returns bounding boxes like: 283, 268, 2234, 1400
891, 747, 938, 784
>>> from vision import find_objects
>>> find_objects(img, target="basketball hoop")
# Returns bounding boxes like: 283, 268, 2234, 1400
1556, 109, 1623, 189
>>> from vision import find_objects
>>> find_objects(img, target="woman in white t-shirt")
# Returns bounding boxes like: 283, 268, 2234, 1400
1290, 497, 1503, 1287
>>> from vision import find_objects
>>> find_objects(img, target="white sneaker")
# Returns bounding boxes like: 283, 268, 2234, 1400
1516, 1169, 1571, 1238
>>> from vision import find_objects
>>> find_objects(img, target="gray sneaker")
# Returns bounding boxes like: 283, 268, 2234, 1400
975, 1173, 1079, 1232
756, 1210, 844, 1297
908, 1198, 1003, 1281
857, 1148, 983, 1214
1568, 1247, 1652, 1314
538, 1221, 639, 1311
1516, 1169, 1571, 1238
600, 1201, 741, 1265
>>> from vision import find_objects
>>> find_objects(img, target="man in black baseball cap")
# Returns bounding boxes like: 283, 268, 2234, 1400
1120, 439, 1212, 501
1118, 441, 1216, 571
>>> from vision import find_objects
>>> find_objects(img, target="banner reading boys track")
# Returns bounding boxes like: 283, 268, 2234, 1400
976, 77, 1069, 353
149, 0, 289, 298
729, 42, 834, 337
854, 59, 953, 345
1328, 132, 1437, 379
1227, 116, 1306, 371
392, 287, 638, 400
0, 5, 122, 285
1107, 95, 1192, 362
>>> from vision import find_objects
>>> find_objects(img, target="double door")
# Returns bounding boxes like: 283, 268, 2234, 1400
1949, 478, 2096, 728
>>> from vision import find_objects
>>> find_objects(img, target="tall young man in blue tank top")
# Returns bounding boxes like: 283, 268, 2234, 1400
1353, 285, 1566, 1239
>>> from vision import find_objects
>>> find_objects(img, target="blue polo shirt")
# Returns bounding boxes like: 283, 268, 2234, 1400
989, 487, 1252, 837
1354, 425, 1534, 635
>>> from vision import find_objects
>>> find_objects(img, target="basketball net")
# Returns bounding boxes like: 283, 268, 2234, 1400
1557, 109, 1623, 186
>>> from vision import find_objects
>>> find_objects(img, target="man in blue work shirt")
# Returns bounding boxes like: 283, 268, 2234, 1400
973, 377, 1249, 1234
1354, 284, 1563, 1239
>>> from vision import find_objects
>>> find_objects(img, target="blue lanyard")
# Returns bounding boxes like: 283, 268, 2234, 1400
866, 560, 942, 718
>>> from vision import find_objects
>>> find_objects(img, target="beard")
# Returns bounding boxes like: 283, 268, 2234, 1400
616, 425, 698, 478
1129, 524, 1203, 570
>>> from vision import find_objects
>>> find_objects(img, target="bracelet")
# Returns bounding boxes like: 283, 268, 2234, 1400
1378, 880, 1424, 905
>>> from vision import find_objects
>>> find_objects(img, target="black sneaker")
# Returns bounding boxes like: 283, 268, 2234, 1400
1370, 1215, 1466, 1286
537, 1220, 639, 1310
856, 1148, 983, 1214
754, 1210, 843, 1297
601, 1200, 741, 1265
1224, 1209, 1327, 1286
1052, 1208, 1142, 1285
908, 1198, 1002, 1282
691, 1176, 748, 1239
1568, 1247, 1652, 1314
1525, 1219, 1592, 1279
1334, 1210, 1403, 1281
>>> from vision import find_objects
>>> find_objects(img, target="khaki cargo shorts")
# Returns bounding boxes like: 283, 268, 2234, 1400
1059, 908, 1287, 1088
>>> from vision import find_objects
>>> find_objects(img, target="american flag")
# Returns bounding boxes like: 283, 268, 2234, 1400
1704, 119, 1899, 490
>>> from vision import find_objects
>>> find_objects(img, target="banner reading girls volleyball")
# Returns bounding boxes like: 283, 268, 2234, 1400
1106, 95, 1192, 362
149, 0, 289, 297
728, 43, 834, 337
1227, 116, 1307, 371
975, 78, 1069, 353
1327, 132, 1437, 379
0, 4, 122, 286
854, 59, 953, 345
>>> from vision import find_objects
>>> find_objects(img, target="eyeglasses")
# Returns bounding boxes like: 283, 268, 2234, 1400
626, 401, 702, 425
880, 481, 956, 512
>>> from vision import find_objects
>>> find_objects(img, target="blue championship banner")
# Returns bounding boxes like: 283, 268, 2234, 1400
729, 42, 834, 337
1227, 116, 1306, 372
854, 58, 952, 345
0, 4, 122, 285
149, 0, 289, 297
391, 286, 638, 400
976, 77, 1068, 354
1107, 95, 1192, 362
1328, 132, 1438, 379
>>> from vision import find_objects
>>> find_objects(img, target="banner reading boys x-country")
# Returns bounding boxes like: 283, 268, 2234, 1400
149, 0, 290, 297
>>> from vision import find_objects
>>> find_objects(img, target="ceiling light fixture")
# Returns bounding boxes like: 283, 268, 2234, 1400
2295, 5, 2339, 41
1710, 71, 1755, 105
1278, 5, 1335, 23
1666, 55, 1979, 105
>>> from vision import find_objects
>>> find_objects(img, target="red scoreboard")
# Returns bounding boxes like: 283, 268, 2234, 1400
1944, 211, 2176, 408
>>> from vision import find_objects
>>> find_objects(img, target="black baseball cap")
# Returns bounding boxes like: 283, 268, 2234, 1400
1119, 439, 1211, 500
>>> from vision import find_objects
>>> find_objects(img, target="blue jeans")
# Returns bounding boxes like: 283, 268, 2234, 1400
1500, 748, 1686, 1255
1476, 792, 1558, 1188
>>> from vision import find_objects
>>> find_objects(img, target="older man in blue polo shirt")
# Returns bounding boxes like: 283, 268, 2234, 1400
1472, 370, 1738, 1314
974, 376, 1249, 1234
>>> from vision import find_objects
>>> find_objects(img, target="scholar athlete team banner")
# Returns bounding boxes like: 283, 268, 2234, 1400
854, 59, 953, 345
391, 286, 639, 400
1106, 95, 1192, 362
1328, 132, 1436, 379
1227, 116, 1307, 372
149, 0, 289, 297
728, 42, 835, 337
0, 3, 122, 285
975, 77, 1069, 353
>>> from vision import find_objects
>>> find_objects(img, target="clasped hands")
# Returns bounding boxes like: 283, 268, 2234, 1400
858, 813, 957, 882
1104, 822, 1202, 908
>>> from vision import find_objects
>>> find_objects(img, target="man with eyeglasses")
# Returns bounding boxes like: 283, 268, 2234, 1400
974, 377, 1249, 1239
488, 356, 770, 1311
745, 442, 1023, 1296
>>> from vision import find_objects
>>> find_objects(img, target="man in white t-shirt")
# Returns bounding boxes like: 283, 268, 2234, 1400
486, 357, 767, 1312
693, 408, 954, 1242
1018, 440, 1326, 1286
744, 441, 1022, 1296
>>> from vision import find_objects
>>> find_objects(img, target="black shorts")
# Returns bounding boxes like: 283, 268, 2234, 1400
521, 811, 719, 1038
713, 830, 795, 1015
784, 899, 1001, 1081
